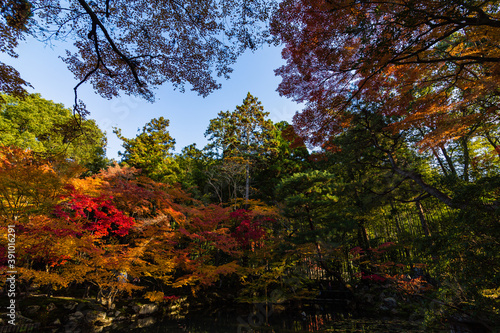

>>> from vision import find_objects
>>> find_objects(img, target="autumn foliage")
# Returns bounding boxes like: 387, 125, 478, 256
0, 147, 280, 305
272, 0, 500, 150
54, 189, 135, 238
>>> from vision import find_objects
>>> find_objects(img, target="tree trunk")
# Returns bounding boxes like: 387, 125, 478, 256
245, 160, 250, 208
440, 145, 457, 176
431, 147, 448, 176
386, 152, 470, 210
415, 200, 431, 237
305, 207, 349, 289
460, 137, 470, 182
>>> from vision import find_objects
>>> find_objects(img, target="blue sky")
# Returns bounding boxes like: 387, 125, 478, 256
2, 37, 302, 160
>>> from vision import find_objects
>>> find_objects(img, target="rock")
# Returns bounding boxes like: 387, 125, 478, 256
46, 302, 57, 312
63, 301, 78, 311
383, 297, 398, 308
65, 320, 81, 333
16, 313, 34, 322
85, 310, 107, 324
54, 319, 62, 325
76, 302, 88, 311
26, 305, 41, 316
379, 305, 389, 311
85, 310, 114, 329
136, 317, 156, 328
132, 303, 158, 315
68, 311, 84, 322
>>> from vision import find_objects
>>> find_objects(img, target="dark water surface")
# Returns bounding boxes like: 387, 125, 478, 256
112, 309, 434, 332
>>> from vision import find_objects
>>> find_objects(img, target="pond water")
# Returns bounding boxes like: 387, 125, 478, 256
113, 307, 439, 333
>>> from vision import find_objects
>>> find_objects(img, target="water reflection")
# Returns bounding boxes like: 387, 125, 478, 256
116, 310, 428, 333
115, 308, 338, 333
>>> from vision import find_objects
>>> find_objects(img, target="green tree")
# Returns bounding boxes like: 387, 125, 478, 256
205, 93, 277, 204
252, 121, 311, 203
276, 170, 355, 287
114, 117, 179, 182
174, 143, 211, 201
0, 93, 108, 173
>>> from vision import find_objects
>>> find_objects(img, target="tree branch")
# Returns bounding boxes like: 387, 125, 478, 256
76, 0, 143, 86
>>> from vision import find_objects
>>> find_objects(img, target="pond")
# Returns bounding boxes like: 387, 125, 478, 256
112, 306, 440, 333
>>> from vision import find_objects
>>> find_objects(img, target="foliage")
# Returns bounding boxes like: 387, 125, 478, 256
114, 117, 179, 182
0, 146, 82, 221
205, 93, 278, 203
0, 93, 108, 173
54, 188, 135, 238
272, 0, 500, 150
1, 4, 500, 322
230, 209, 269, 249
0, 0, 276, 104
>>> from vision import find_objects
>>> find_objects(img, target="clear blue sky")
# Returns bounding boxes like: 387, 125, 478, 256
2, 37, 302, 160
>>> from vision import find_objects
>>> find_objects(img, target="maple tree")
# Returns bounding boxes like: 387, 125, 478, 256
0, 146, 81, 222
0, 0, 276, 109
271, 0, 500, 150
230, 209, 268, 249
0, 129, 496, 329
54, 188, 135, 238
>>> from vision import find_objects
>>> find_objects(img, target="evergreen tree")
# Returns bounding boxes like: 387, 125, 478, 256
114, 117, 179, 182
205, 93, 277, 203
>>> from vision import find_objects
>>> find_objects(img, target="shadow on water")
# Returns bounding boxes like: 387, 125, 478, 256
111, 305, 439, 333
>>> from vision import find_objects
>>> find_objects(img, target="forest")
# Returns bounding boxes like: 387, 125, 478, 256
0, 0, 500, 332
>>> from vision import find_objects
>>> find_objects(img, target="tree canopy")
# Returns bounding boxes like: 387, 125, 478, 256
271, 0, 500, 150
1, 3, 500, 330
114, 117, 178, 182
0, 92, 107, 172
0, 0, 276, 108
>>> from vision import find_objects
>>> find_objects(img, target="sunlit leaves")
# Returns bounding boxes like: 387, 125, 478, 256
114, 117, 179, 183
0, 146, 82, 222
0, 93, 108, 172
54, 189, 135, 238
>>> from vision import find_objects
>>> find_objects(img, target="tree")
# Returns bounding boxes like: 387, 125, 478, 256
174, 144, 211, 200
205, 93, 277, 204
0, 0, 276, 109
276, 170, 355, 287
114, 117, 179, 182
271, 0, 500, 150
0, 93, 108, 173
251, 121, 311, 203
0, 146, 82, 222
271, 1, 500, 211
